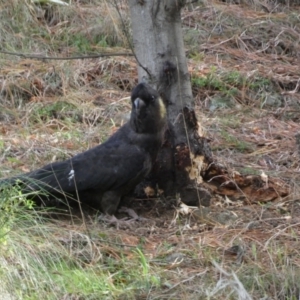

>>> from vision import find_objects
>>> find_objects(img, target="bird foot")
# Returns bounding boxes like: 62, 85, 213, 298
98, 207, 147, 229
98, 214, 136, 229
118, 206, 147, 221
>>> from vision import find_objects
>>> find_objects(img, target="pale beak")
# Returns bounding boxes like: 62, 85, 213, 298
134, 98, 145, 112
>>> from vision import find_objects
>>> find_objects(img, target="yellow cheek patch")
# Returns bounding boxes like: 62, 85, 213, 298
158, 97, 166, 119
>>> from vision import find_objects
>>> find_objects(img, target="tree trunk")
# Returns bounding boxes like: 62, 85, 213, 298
128, 0, 212, 206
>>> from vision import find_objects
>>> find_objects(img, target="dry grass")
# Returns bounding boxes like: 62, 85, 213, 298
1, 0, 300, 299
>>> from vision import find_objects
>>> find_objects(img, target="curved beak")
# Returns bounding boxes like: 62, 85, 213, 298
134, 98, 146, 112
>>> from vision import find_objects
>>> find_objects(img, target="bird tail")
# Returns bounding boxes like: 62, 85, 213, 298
0, 173, 58, 198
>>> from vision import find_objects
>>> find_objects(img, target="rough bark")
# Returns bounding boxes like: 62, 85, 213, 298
129, 0, 212, 206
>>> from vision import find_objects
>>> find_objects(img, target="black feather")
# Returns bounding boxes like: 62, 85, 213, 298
0, 83, 166, 215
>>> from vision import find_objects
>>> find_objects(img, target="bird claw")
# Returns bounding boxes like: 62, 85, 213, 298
98, 207, 147, 229
98, 215, 134, 229
118, 206, 148, 221
101, 215, 135, 229
118, 207, 138, 220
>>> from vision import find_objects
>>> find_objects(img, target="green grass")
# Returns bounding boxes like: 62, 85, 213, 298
192, 69, 272, 94
1, 181, 300, 299
0, 186, 164, 299
29, 101, 82, 123
0, 0, 128, 60
220, 130, 254, 152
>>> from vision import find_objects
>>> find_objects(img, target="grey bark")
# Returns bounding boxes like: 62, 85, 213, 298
129, 0, 212, 206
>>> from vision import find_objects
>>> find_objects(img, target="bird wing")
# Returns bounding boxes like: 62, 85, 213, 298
69, 141, 151, 192
25, 131, 151, 194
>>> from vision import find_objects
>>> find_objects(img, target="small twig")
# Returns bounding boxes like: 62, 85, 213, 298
164, 269, 208, 291
263, 221, 300, 250
0, 50, 133, 60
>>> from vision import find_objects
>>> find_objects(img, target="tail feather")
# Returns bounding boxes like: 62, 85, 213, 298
0, 171, 67, 196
